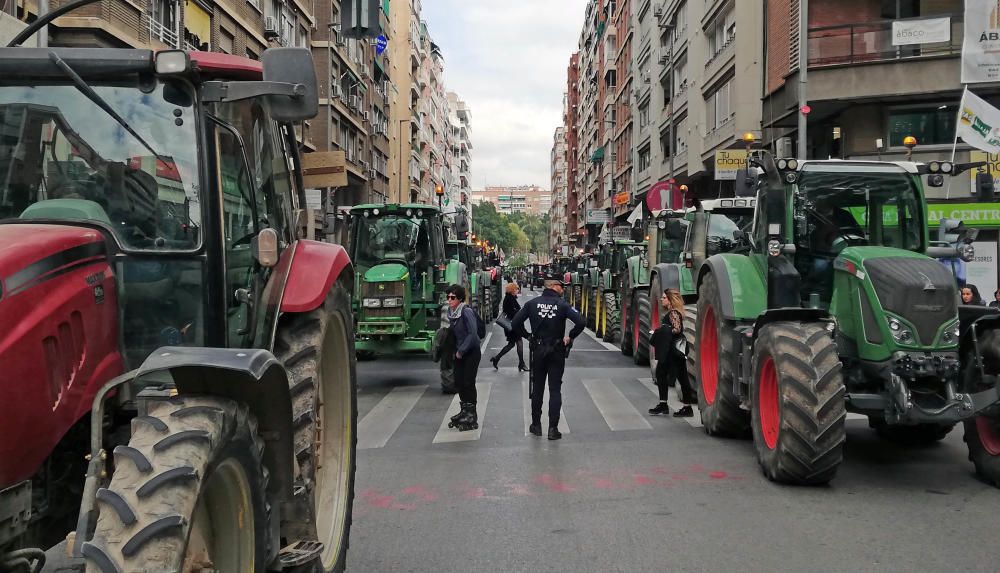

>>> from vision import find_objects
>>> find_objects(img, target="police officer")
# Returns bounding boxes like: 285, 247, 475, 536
512, 274, 586, 440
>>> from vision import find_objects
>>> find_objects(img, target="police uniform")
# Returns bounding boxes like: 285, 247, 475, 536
511, 275, 585, 439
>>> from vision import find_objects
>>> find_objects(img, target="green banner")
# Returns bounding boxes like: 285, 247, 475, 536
927, 202, 1000, 228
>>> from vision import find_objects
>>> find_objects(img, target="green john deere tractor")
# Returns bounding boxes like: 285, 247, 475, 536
589, 239, 646, 343
569, 254, 589, 311
646, 199, 756, 379
349, 203, 458, 355
692, 153, 1000, 486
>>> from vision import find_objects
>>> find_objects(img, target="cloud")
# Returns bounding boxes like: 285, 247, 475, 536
420, 1, 589, 189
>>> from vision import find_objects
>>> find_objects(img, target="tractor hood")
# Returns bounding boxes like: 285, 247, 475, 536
364, 263, 410, 283
0, 224, 107, 295
838, 247, 957, 349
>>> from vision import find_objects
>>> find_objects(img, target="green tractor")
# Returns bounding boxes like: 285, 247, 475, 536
646, 199, 757, 379
587, 239, 646, 343
692, 153, 1000, 485
569, 254, 591, 312
348, 203, 457, 356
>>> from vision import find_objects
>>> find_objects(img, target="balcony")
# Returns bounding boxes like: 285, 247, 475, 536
704, 34, 735, 87
808, 15, 961, 68
148, 17, 179, 48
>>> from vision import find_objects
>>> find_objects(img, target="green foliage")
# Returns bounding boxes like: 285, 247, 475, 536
472, 202, 550, 255
507, 253, 530, 268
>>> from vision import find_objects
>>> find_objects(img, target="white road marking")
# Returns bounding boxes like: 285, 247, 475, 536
433, 382, 492, 444
585, 328, 621, 351
582, 379, 652, 431
480, 331, 493, 352
358, 386, 428, 449
521, 379, 569, 435
638, 377, 703, 428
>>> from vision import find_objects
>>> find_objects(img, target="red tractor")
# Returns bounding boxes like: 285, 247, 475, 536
0, 2, 358, 571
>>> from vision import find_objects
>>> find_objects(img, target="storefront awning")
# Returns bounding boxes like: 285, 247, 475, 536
590, 147, 605, 163
184, 1, 211, 47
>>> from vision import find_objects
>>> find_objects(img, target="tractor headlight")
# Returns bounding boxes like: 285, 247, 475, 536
382, 297, 403, 308
942, 321, 960, 345
960, 243, 975, 262
363, 298, 382, 308
767, 239, 782, 257
888, 317, 914, 344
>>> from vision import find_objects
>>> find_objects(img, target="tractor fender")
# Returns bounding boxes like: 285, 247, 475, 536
650, 263, 682, 292
135, 346, 295, 500
281, 240, 353, 313
751, 308, 831, 339
697, 254, 767, 321
959, 309, 1000, 358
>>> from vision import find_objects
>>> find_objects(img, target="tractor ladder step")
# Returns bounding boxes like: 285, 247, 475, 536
278, 540, 324, 567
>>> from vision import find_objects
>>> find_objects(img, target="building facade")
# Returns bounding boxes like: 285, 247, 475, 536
550, 125, 568, 248
474, 185, 550, 215
448, 91, 473, 209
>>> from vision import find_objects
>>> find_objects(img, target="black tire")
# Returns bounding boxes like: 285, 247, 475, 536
683, 304, 698, 395
274, 281, 357, 573
750, 322, 846, 485
696, 273, 750, 437
603, 291, 620, 343
963, 328, 1000, 486
873, 422, 954, 445
620, 290, 634, 356
84, 397, 269, 572
484, 286, 494, 324
573, 285, 582, 311
633, 290, 651, 366
587, 286, 598, 331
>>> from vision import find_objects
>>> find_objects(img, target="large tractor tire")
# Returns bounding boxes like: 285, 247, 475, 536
620, 291, 634, 356
587, 287, 598, 331
872, 422, 954, 445
603, 291, 620, 343
696, 273, 750, 437
274, 281, 357, 573
84, 397, 268, 572
632, 291, 651, 366
573, 285, 582, 311
683, 305, 698, 392
484, 285, 494, 323
648, 277, 663, 378
963, 328, 1000, 486
751, 322, 847, 485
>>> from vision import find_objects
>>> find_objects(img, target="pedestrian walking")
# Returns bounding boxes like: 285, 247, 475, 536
445, 284, 482, 431
648, 289, 696, 418
491, 282, 529, 371
512, 274, 585, 440
990, 289, 1000, 309
962, 284, 985, 306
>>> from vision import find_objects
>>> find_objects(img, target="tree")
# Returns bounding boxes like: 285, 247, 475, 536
471, 203, 551, 255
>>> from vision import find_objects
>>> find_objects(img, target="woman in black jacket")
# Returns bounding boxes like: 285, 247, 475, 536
490, 282, 529, 371
648, 289, 696, 417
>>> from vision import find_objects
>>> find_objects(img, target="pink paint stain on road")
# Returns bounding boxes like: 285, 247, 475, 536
632, 475, 655, 486
535, 473, 576, 493
709, 471, 728, 480
401, 485, 439, 502
593, 478, 616, 489
463, 487, 487, 499
359, 489, 396, 509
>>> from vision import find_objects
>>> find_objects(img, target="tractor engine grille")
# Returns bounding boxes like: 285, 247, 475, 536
865, 257, 957, 346
363, 280, 405, 318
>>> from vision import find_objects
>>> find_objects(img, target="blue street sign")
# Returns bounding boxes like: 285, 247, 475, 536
375, 35, 387, 55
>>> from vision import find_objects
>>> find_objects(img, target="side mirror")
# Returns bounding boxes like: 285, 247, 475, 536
976, 171, 996, 197
262, 48, 318, 122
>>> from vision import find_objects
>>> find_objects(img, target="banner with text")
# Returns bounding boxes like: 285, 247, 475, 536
958, 89, 1000, 153
714, 149, 747, 181
963, 0, 1000, 83
893, 17, 950, 46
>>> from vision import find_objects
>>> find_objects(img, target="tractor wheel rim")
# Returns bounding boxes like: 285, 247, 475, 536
759, 356, 780, 449
976, 416, 1000, 456
700, 306, 719, 405
315, 311, 354, 567
184, 458, 254, 572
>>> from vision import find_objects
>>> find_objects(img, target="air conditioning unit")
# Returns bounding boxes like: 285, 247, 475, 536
363, 111, 370, 123
264, 17, 279, 40
776, 136, 793, 158
350, 95, 360, 110
654, 5, 663, 17
658, 54, 668, 65
332, 84, 343, 100
369, 167, 378, 178
333, 26, 345, 47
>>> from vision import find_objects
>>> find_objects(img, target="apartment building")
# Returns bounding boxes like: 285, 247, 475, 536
577, 0, 612, 246
630, 0, 660, 218
611, 0, 633, 225
551, 125, 568, 248
565, 52, 582, 244
448, 91, 473, 208
475, 185, 550, 215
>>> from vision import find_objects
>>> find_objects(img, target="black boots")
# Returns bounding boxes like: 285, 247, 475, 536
547, 427, 562, 440
528, 423, 542, 436
490, 356, 499, 370
673, 405, 694, 418
649, 402, 670, 415
448, 402, 479, 431
518, 362, 529, 372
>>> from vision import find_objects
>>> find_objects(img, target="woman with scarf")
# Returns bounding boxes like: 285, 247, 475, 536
446, 284, 482, 431
648, 289, 696, 417
490, 282, 529, 371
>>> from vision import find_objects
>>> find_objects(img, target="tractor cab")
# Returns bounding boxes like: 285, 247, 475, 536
686, 198, 756, 271
349, 204, 446, 294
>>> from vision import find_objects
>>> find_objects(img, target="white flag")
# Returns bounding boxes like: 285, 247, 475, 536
957, 89, 1000, 154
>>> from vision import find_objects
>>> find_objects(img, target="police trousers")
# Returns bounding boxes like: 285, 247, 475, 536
530, 340, 566, 427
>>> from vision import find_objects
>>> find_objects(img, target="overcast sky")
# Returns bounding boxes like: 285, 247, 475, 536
421, 1, 589, 191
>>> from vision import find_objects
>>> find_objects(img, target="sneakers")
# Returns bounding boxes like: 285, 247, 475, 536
528, 423, 542, 437
672, 405, 694, 418
547, 427, 562, 440
648, 402, 670, 415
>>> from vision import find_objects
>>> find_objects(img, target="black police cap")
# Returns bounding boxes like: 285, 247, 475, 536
543, 274, 565, 285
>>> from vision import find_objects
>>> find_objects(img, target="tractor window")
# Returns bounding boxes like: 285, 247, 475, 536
658, 220, 688, 264
706, 212, 754, 256
0, 81, 200, 250
350, 214, 434, 272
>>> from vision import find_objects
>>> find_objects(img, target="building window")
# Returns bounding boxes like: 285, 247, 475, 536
149, 0, 178, 47
638, 145, 651, 173
707, 79, 733, 131
246, 47, 259, 60
673, 54, 688, 95
246, 0, 261, 11
219, 27, 234, 54
675, 116, 688, 153
888, 105, 957, 147
639, 102, 650, 129
707, 7, 735, 61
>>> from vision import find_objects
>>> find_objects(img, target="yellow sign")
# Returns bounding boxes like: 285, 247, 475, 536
714, 149, 748, 181
613, 191, 630, 205
302, 151, 348, 188
969, 151, 1000, 194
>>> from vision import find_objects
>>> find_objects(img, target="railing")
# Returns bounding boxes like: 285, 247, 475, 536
808, 14, 962, 67
148, 18, 178, 48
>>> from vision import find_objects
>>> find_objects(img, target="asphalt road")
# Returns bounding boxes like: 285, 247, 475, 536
346, 292, 999, 573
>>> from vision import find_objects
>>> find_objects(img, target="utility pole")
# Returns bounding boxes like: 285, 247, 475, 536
37, 0, 48, 46
797, 0, 808, 160
398, 119, 410, 204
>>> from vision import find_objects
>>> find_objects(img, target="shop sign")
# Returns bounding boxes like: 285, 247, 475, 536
714, 150, 748, 181
586, 208, 611, 224
968, 151, 1000, 195
892, 17, 950, 46
962, 0, 1000, 83
969, 240, 998, 296
613, 191, 630, 206
927, 203, 1000, 227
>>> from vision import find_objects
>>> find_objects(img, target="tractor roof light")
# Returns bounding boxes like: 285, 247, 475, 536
903, 136, 918, 149
155, 50, 190, 75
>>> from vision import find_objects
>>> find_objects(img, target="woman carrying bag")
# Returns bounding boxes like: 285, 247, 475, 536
648, 289, 696, 418
491, 282, 529, 371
